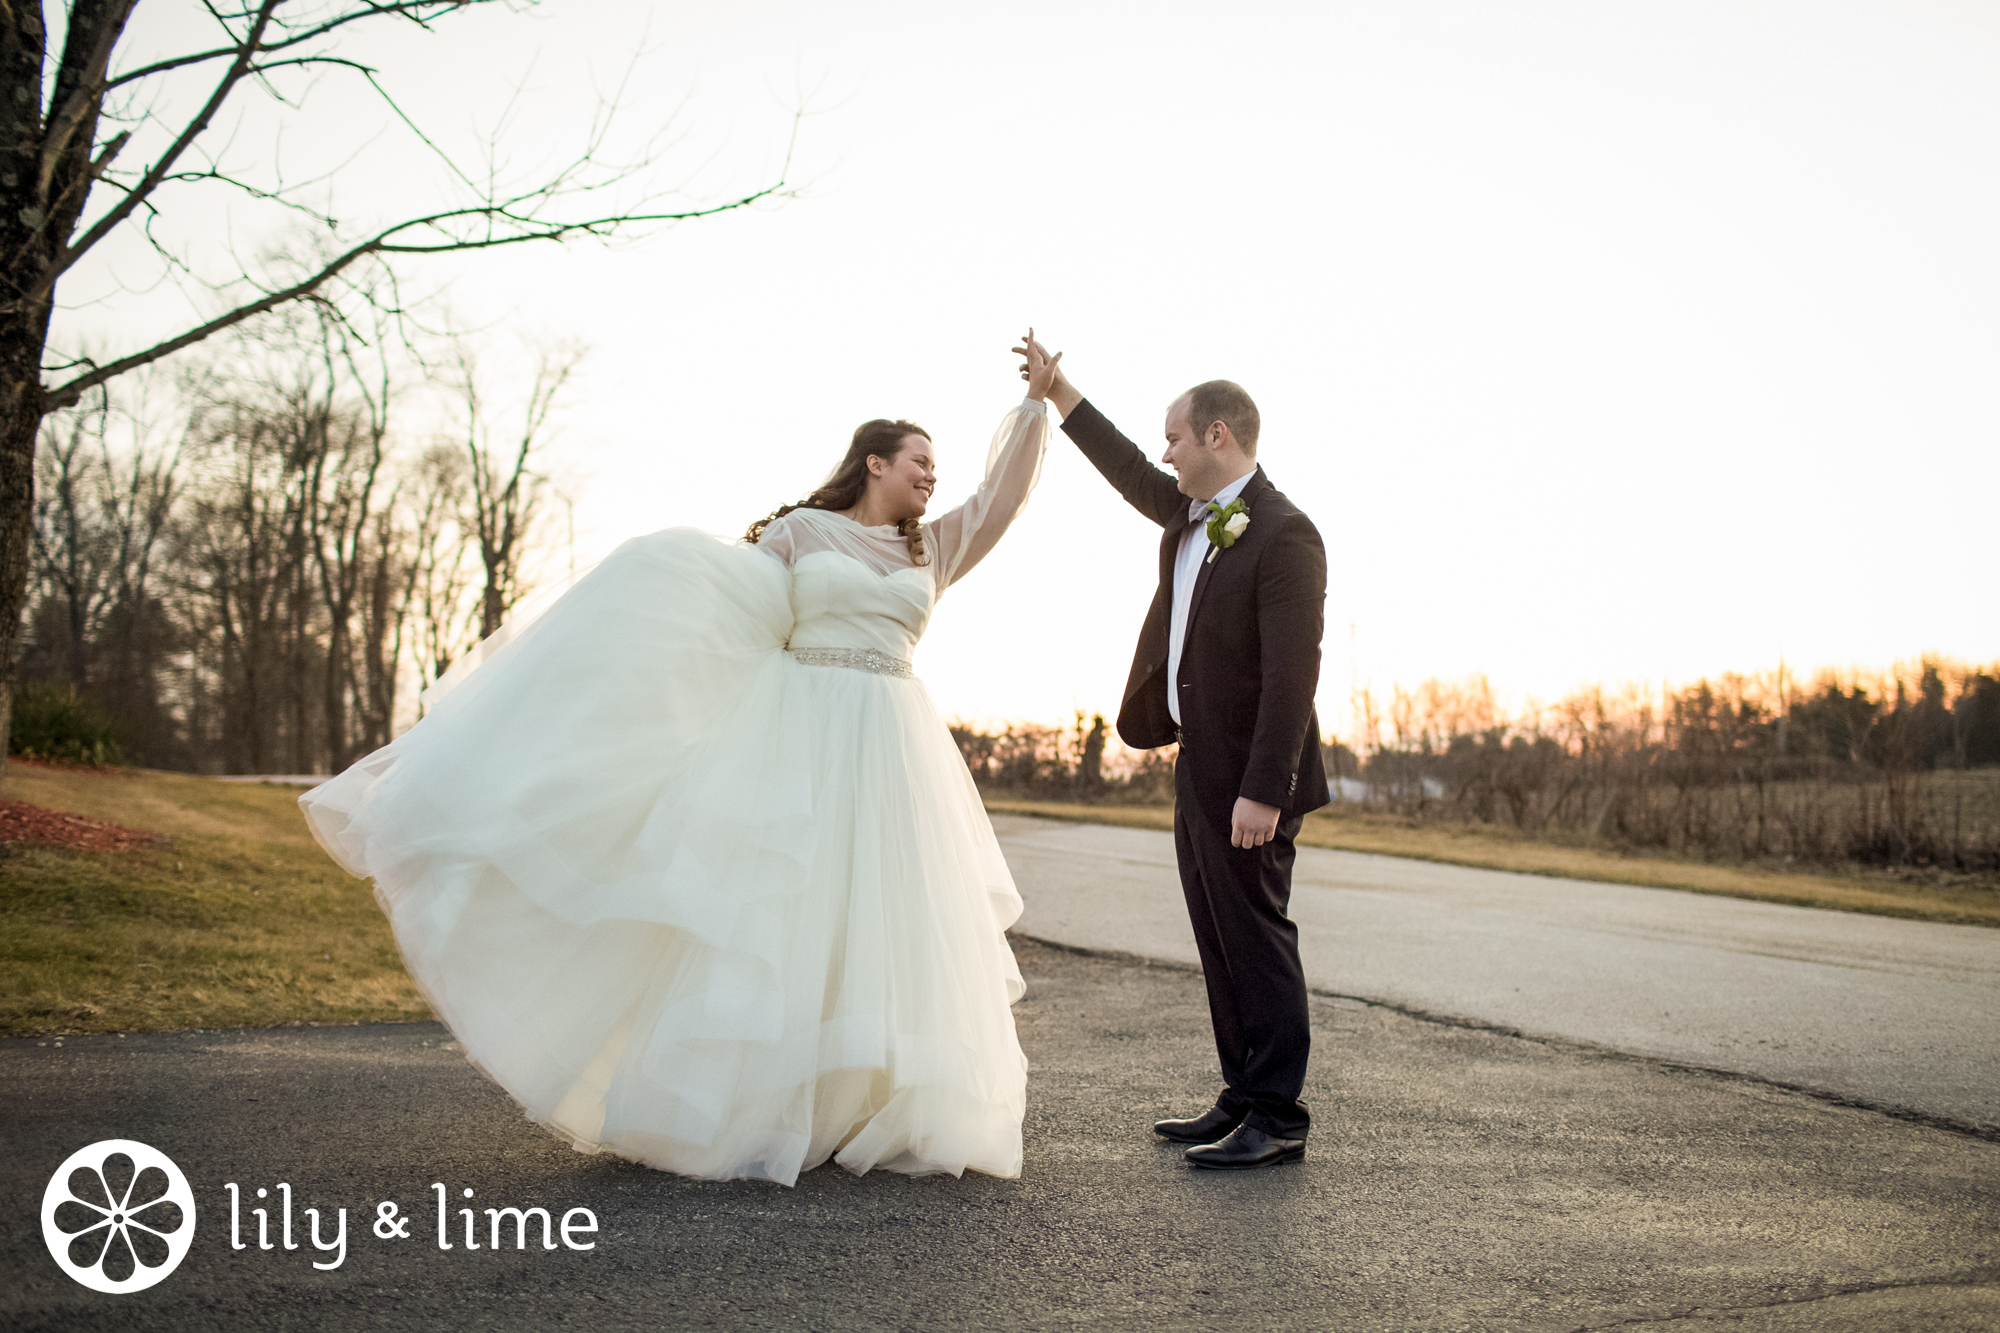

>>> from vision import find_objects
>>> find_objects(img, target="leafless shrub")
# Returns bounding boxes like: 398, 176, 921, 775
950, 712, 1175, 805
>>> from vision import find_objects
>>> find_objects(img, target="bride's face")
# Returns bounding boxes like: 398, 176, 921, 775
867, 435, 937, 522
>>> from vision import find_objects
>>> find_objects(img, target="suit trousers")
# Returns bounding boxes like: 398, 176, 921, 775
1173, 751, 1312, 1138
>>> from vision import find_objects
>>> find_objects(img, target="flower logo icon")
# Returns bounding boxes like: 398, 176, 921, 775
41, 1139, 196, 1293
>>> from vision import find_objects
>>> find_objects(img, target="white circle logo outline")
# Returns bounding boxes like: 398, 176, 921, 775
41, 1139, 197, 1294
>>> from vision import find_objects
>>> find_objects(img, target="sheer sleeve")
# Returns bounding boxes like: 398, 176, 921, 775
752, 512, 802, 567
925, 399, 1048, 590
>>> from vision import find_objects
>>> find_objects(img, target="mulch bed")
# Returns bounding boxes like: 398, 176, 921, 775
0, 800, 165, 851
6, 755, 131, 776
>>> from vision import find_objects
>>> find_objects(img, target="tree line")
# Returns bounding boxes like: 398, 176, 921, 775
15, 311, 577, 775
950, 712, 1175, 804
948, 661, 2000, 876
1341, 662, 2000, 873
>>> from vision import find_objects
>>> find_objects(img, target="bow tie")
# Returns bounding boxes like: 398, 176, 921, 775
1191, 495, 1244, 524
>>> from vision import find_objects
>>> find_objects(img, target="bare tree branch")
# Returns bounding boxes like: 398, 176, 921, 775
103, 0, 487, 93
18, 1, 283, 310
36, 0, 138, 202
43, 161, 792, 407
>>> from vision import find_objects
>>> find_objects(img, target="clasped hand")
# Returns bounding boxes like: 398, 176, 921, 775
1014, 328, 1062, 402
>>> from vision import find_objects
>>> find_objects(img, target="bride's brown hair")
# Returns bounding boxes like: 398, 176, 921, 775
745, 419, 932, 566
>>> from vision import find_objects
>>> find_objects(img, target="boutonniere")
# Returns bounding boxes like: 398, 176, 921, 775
1204, 498, 1250, 555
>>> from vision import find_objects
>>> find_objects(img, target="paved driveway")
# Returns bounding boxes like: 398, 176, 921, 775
5, 940, 1996, 1331
994, 815, 2000, 1132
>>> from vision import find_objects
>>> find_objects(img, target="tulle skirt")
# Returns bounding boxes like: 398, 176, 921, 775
299, 529, 1027, 1185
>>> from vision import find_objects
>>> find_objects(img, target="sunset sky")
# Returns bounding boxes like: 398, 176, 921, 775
70, 1, 2000, 740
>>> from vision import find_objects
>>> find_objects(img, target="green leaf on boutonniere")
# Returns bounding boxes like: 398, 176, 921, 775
1204, 497, 1251, 549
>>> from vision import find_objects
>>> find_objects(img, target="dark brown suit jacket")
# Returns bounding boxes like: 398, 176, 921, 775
1062, 399, 1330, 818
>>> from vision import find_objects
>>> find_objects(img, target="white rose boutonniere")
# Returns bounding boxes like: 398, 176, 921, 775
1204, 498, 1250, 551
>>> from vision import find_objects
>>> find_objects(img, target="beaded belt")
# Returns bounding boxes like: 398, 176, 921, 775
790, 646, 915, 679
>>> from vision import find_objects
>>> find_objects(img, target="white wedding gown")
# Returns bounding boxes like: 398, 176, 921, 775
300, 400, 1049, 1186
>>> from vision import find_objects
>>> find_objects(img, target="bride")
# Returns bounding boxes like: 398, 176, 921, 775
300, 335, 1064, 1186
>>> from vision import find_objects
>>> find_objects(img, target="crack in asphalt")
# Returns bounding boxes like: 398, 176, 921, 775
1568, 1275, 2000, 1329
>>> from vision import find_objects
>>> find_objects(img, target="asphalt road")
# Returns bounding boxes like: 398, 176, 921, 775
4, 939, 1998, 1332
993, 815, 2000, 1134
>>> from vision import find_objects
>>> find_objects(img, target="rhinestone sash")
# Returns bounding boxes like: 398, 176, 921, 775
790, 646, 915, 679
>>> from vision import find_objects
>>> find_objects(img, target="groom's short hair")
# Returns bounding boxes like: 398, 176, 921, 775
1181, 380, 1261, 456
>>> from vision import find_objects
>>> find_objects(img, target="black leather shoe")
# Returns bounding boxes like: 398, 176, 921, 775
1184, 1124, 1306, 1170
1153, 1106, 1244, 1144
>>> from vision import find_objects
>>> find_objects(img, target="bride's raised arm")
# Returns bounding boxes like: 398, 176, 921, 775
924, 330, 1062, 589
923, 399, 1049, 589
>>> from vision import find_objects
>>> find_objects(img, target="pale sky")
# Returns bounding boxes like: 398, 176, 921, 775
66, 0, 2000, 739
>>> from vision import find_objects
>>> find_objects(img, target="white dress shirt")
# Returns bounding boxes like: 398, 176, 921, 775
1166, 469, 1255, 727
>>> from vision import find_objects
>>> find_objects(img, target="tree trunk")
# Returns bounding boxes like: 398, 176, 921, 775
0, 0, 140, 784
0, 380, 44, 775
481, 578, 507, 639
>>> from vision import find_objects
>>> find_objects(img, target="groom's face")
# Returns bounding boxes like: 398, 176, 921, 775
1161, 399, 1218, 500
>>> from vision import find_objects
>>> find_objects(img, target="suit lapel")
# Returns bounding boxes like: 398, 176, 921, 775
1184, 468, 1269, 643
1137, 505, 1198, 686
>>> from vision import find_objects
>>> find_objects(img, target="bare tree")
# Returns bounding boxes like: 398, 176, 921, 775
300, 307, 397, 770
403, 439, 474, 693
29, 392, 115, 692
0, 0, 795, 775
454, 339, 583, 638
172, 307, 408, 772
27, 375, 182, 703
175, 379, 317, 772
349, 491, 416, 751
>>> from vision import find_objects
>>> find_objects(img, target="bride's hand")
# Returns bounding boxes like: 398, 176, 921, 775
1012, 329, 1062, 402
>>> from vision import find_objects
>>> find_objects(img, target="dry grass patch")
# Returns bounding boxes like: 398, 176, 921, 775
982, 798, 2000, 927
0, 765, 427, 1036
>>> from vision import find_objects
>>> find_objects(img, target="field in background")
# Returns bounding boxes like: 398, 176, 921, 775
957, 661, 2000, 896
0, 766, 426, 1036
984, 798, 2000, 927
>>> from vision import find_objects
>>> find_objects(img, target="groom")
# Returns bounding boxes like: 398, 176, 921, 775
1022, 338, 1329, 1170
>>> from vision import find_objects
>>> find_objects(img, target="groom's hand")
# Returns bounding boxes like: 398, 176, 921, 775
1045, 362, 1082, 417
1230, 797, 1282, 850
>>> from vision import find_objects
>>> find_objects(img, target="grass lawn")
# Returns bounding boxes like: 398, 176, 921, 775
0, 764, 427, 1037
984, 798, 2000, 928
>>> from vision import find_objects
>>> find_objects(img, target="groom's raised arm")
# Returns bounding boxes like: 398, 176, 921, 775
1058, 400, 1187, 528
